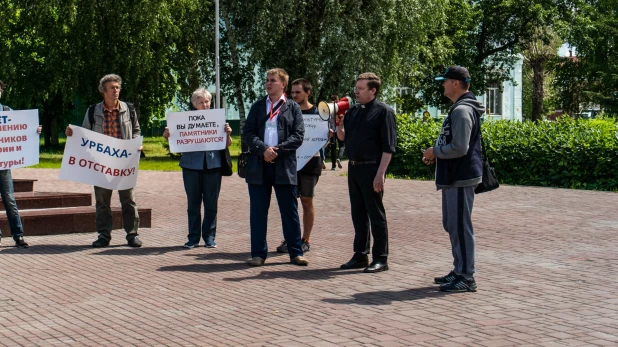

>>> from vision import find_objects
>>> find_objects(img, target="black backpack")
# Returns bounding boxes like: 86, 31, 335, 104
88, 102, 137, 130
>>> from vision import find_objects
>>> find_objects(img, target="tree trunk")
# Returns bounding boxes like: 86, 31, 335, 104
531, 60, 544, 122
221, 2, 246, 150
51, 116, 59, 145
42, 105, 51, 147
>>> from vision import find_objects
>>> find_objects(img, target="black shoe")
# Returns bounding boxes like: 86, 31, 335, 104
92, 238, 110, 248
439, 275, 477, 292
128, 236, 142, 248
363, 260, 389, 273
15, 237, 29, 248
434, 270, 457, 284
276, 240, 288, 253
340, 255, 369, 269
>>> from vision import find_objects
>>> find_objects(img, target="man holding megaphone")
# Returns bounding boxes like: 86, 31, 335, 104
337, 72, 397, 273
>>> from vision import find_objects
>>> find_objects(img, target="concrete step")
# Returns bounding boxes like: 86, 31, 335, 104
1, 192, 91, 210
0, 206, 152, 236
12, 179, 36, 193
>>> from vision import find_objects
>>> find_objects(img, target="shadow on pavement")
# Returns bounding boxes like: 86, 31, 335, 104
93, 246, 190, 256
157, 261, 260, 273
0, 244, 96, 254
188, 251, 287, 262
321, 286, 452, 306
0, 244, 193, 256
222, 267, 362, 282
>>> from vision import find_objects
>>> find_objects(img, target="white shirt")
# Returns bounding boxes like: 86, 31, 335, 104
264, 94, 286, 147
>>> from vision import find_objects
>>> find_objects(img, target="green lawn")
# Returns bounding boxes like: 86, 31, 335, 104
31, 136, 242, 171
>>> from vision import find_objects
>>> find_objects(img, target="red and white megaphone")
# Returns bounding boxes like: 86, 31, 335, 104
317, 96, 353, 121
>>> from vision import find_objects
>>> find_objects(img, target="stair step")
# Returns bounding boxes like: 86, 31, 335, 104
12, 179, 37, 193
1, 192, 91, 210
0, 206, 152, 236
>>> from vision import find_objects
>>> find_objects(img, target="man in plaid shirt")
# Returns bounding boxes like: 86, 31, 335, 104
65, 74, 143, 248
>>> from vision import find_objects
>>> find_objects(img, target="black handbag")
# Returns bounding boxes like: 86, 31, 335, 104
237, 150, 249, 178
474, 129, 499, 194
220, 148, 233, 177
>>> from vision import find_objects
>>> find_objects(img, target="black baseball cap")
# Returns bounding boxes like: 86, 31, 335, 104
435, 66, 471, 82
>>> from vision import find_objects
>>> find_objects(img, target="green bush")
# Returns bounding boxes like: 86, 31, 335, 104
390, 116, 618, 190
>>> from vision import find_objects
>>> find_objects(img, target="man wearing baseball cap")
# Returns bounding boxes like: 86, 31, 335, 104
422, 66, 485, 292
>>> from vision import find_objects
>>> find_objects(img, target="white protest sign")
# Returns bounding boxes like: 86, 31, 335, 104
166, 109, 227, 153
296, 114, 329, 171
59, 126, 143, 190
0, 109, 40, 169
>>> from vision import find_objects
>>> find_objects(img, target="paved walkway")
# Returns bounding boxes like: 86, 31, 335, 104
1, 166, 617, 346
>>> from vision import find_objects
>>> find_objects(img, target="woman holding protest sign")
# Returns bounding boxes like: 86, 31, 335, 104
163, 88, 233, 249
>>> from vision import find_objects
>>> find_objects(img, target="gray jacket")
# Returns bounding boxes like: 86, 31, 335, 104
82, 101, 141, 140
434, 95, 485, 189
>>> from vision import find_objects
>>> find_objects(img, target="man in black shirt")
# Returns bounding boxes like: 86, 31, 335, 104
337, 72, 397, 273
276, 78, 330, 253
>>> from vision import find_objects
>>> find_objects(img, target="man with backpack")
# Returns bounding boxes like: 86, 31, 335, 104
0, 79, 43, 248
65, 74, 142, 248
422, 66, 484, 292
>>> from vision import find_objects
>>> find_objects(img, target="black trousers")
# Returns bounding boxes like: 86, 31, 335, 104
347, 163, 388, 261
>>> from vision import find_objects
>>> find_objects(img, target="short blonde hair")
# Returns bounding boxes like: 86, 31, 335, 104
267, 68, 289, 88
191, 88, 212, 107
98, 74, 122, 93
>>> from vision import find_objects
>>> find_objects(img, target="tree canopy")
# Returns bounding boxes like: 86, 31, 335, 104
1, 0, 616, 145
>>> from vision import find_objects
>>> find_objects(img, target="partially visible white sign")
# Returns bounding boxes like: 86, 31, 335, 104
296, 114, 329, 171
0, 109, 40, 169
166, 109, 227, 153
59, 126, 143, 190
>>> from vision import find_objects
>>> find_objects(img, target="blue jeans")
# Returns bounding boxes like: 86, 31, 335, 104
183, 168, 222, 244
0, 170, 24, 240
248, 164, 303, 260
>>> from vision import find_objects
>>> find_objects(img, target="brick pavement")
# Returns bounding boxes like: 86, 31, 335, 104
1, 165, 617, 346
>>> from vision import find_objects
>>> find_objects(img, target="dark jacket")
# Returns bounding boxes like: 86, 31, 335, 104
242, 96, 305, 185
434, 92, 484, 189
179, 149, 233, 176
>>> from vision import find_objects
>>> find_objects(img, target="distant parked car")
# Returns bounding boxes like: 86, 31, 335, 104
575, 110, 600, 119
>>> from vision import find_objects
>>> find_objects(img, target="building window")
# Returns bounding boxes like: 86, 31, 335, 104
486, 86, 503, 116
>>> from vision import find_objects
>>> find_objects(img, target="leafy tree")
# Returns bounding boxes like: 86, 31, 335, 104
566, 0, 618, 114
521, 27, 561, 121
0, 0, 78, 146
0, 0, 214, 145
416, 0, 566, 109
552, 55, 592, 116
218, 0, 453, 120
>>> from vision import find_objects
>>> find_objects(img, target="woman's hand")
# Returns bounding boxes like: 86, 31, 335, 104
163, 127, 170, 142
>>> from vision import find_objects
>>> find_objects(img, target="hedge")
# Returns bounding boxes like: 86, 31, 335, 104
390, 116, 618, 191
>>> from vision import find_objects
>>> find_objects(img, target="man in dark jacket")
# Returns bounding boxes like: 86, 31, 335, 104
423, 66, 484, 292
243, 68, 308, 267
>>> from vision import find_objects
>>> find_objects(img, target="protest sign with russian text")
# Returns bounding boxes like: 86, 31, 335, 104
296, 114, 328, 171
59, 126, 143, 190
166, 109, 226, 153
0, 109, 40, 169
